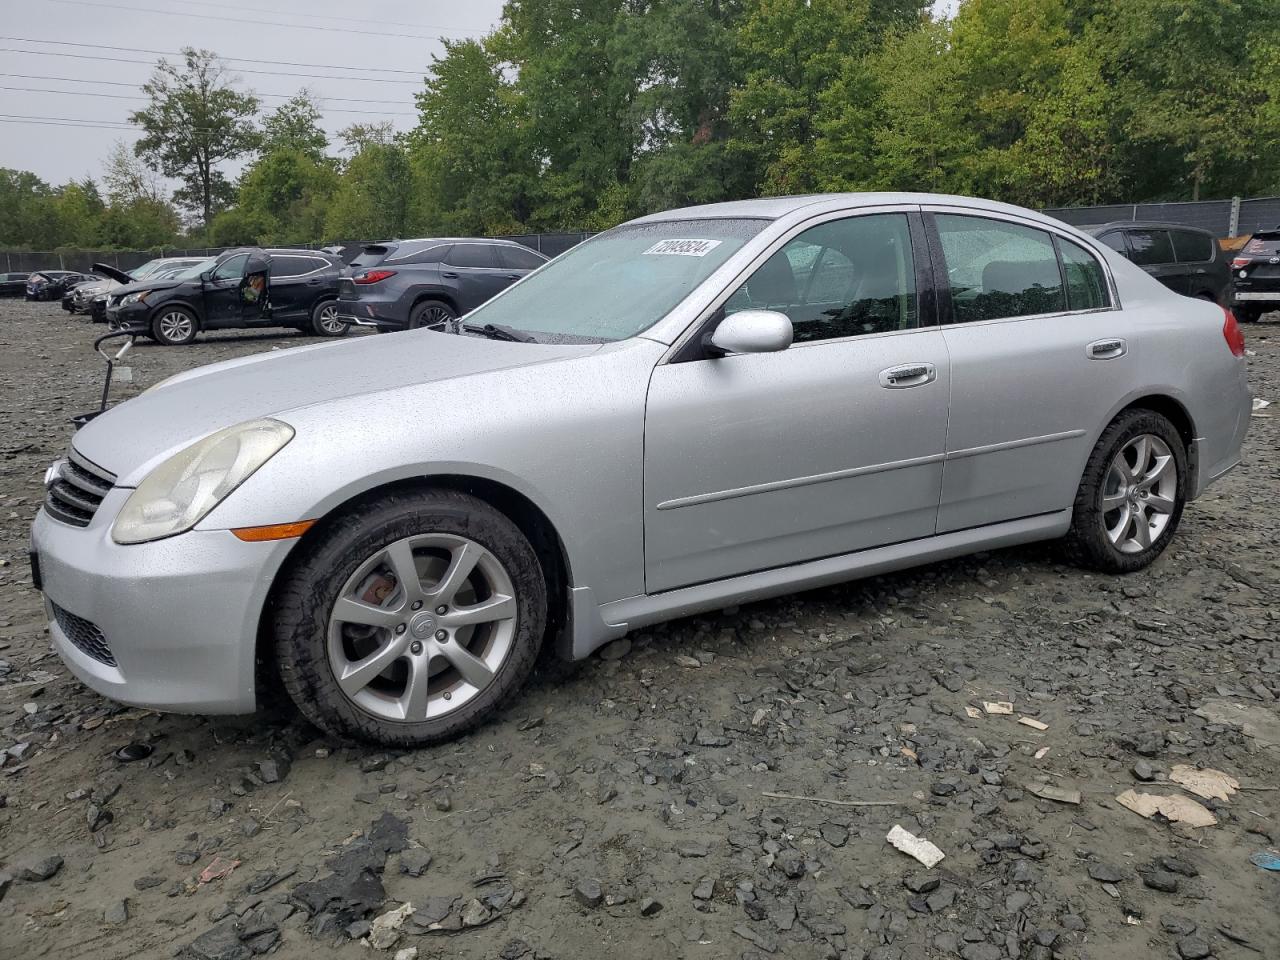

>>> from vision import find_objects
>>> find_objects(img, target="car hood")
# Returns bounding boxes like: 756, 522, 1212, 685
72, 331, 602, 485
91, 262, 136, 285
111, 277, 186, 298
75, 278, 120, 296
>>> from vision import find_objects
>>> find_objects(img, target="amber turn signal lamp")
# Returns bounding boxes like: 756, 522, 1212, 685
231, 520, 316, 542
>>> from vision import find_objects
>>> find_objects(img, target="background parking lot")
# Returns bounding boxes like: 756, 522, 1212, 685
1, 302, 1278, 960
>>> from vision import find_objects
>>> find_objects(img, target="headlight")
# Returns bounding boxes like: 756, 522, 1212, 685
120, 291, 149, 306
112, 419, 294, 544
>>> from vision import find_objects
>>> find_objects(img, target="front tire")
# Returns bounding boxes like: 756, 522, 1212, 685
151, 306, 199, 346
273, 490, 547, 746
1063, 409, 1186, 573
310, 299, 349, 337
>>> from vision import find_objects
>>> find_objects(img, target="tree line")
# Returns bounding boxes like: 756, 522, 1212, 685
2, 0, 1278, 252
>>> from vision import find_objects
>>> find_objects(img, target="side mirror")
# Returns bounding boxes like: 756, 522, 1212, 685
200, 271, 212, 283
707, 309, 793, 356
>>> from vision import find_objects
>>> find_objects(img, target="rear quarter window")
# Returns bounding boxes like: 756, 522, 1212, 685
499, 244, 547, 270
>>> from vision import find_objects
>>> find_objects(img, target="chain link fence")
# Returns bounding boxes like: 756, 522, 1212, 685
1043, 196, 1280, 237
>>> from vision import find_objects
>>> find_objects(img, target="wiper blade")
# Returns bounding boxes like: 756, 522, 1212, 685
462, 322, 537, 343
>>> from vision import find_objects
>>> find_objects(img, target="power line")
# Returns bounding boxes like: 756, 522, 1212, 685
0, 85, 417, 116
43, 0, 473, 43
0, 73, 414, 106
158, 0, 485, 36
0, 35, 425, 75
0, 117, 143, 131
0, 112, 131, 127
0, 46, 423, 84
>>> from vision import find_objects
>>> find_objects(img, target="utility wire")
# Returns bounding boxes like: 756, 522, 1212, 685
0, 72, 415, 106
158, 0, 484, 36
0, 46, 423, 84
0, 117, 144, 130
0, 85, 417, 116
0, 35, 425, 75
42, 0, 473, 43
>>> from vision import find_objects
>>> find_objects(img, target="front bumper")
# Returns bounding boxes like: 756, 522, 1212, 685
31, 496, 293, 714
104, 302, 150, 329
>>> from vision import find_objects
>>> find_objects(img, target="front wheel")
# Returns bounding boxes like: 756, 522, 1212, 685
310, 299, 349, 337
151, 306, 199, 346
1063, 409, 1186, 573
273, 490, 547, 746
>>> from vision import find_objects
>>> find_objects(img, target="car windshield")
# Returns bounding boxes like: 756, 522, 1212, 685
462, 218, 768, 342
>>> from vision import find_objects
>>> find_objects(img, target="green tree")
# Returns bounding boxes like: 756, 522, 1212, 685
325, 140, 414, 240
261, 91, 329, 161
130, 47, 260, 232
49, 178, 106, 247
410, 39, 535, 234
236, 148, 339, 244
0, 168, 56, 247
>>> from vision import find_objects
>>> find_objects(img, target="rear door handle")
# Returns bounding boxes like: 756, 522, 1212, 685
879, 362, 937, 388
441, 272, 459, 279
1086, 338, 1127, 360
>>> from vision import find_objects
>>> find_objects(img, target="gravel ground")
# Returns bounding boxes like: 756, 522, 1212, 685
0, 298, 1277, 960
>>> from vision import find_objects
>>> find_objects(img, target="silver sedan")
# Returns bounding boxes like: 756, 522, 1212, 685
31, 193, 1251, 745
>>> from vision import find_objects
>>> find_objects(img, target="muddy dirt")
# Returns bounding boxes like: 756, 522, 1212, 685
0, 299, 1277, 960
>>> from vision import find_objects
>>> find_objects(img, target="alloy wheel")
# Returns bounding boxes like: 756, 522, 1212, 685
318, 303, 345, 334
415, 305, 455, 331
1100, 434, 1177, 554
326, 533, 518, 723
158, 310, 193, 342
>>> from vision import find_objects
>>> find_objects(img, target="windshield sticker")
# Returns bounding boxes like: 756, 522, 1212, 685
642, 239, 723, 257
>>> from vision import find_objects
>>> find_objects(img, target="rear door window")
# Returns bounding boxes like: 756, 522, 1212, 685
272, 255, 326, 278
1126, 229, 1175, 266
499, 245, 547, 270
445, 244, 501, 268
934, 214, 1065, 322
1171, 230, 1213, 263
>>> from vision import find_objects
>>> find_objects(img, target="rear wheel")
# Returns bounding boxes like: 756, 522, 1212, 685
273, 490, 547, 746
310, 299, 349, 337
1063, 409, 1186, 573
1235, 305, 1262, 324
408, 299, 456, 332
151, 306, 198, 346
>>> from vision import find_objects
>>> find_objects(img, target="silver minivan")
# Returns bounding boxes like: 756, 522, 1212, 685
31, 193, 1251, 745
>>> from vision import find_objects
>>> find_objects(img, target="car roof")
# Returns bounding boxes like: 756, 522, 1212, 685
1081, 221, 1213, 235
627, 192, 1100, 231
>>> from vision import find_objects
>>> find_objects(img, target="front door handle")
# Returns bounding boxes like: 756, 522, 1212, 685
1086, 338, 1127, 360
879, 362, 937, 388
441, 272, 459, 279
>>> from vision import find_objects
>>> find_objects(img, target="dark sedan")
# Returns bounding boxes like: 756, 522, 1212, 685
336, 238, 548, 333
26, 271, 95, 302
0, 272, 30, 296
106, 247, 348, 345
1083, 222, 1230, 306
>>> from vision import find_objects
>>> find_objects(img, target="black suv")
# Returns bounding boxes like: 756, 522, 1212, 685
0, 272, 29, 297
1084, 222, 1230, 305
336, 238, 547, 333
1229, 228, 1280, 323
106, 248, 348, 346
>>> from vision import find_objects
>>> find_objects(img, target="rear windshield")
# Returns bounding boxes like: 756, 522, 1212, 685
1244, 235, 1280, 256
351, 246, 391, 268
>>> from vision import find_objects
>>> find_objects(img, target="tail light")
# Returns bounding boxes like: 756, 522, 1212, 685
353, 269, 395, 285
1222, 307, 1246, 357
1231, 257, 1251, 269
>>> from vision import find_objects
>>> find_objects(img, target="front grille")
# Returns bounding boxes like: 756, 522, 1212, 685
51, 603, 116, 666
45, 448, 116, 528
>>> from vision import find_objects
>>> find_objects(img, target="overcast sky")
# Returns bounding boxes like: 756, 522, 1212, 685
0, 0, 505, 186
1, 0, 957, 188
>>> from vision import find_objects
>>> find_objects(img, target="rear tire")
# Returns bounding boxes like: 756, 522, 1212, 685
310, 299, 349, 337
1235, 305, 1262, 324
151, 306, 198, 346
408, 299, 456, 332
273, 490, 547, 746
1062, 409, 1186, 573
